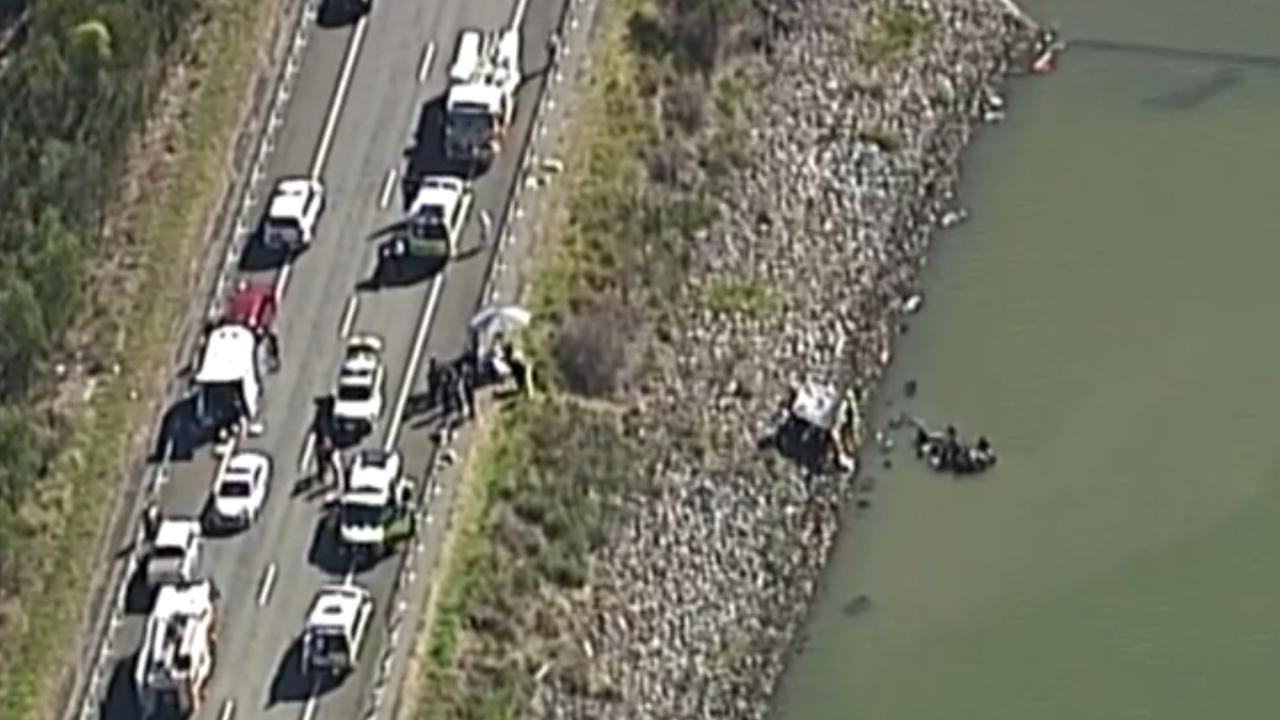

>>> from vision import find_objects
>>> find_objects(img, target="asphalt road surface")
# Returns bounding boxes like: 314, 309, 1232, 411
97, 0, 566, 716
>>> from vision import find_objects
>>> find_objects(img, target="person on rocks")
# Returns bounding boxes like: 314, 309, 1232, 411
504, 341, 531, 398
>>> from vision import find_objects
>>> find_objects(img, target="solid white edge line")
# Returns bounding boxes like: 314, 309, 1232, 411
510, 0, 531, 31
378, 169, 398, 209
339, 294, 360, 337
278, 17, 368, 302
257, 563, 278, 606
383, 275, 443, 451
417, 41, 436, 83
301, 692, 319, 720
311, 15, 369, 181
273, 260, 294, 301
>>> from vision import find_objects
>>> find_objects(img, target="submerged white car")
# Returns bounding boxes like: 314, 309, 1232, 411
211, 451, 272, 528
332, 335, 386, 434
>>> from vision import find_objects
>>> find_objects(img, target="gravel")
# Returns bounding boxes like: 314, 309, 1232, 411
531, 0, 1041, 717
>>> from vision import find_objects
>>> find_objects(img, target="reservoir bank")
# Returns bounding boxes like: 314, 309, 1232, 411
772, 0, 1280, 719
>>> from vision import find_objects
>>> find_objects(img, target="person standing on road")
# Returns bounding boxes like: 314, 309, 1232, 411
460, 359, 477, 420
425, 357, 441, 411
438, 361, 459, 425
142, 502, 160, 544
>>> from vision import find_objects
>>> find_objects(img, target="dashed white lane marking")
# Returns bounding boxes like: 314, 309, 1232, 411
299, 432, 316, 474
379, 168, 398, 209
418, 41, 436, 83
257, 563, 278, 606
219, 698, 236, 720
339, 294, 360, 337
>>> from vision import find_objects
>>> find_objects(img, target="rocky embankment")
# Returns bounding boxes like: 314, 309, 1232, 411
533, 0, 1041, 717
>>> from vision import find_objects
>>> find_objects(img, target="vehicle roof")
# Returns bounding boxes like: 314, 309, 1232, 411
195, 324, 258, 384
409, 177, 463, 215
340, 355, 379, 377
225, 285, 275, 329
447, 82, 504, 111
348, 450, 399, 492
268, 178, 315, 220
448, 30, 482, 83
306, 584, 369, 631
153, 581, 215, 619
155, 519, 199, 549
223, 451, 268, 479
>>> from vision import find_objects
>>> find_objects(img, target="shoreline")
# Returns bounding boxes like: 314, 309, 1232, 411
528, 0, 1043, 717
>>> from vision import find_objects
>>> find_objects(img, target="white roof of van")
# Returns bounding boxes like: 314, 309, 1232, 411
268, 178, 313, 220
153, 581, 215, 619
446, 82, 503, 112
306, 585, 369, 631
409, 176, 463, 215
154, 519, 200, 550
195, 324, 258, 384
449, 30, 482, 83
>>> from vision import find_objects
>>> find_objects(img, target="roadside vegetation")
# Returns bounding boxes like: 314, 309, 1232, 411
858, 4, 938, 66
0, 0, 287, 715
409, 0, 768, 715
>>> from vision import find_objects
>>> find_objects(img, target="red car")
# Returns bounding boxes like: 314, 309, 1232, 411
225, 283, 277, 336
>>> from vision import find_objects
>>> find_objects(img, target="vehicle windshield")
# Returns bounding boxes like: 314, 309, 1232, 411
197, 382, 245, 426
337, 384, 372, 402
449, 104, 492, 137
307, 629, 348, 663
153, 545, 186, 560
341, 503, 390, 528
218, 478, 252, 498
266, 217, 301, 232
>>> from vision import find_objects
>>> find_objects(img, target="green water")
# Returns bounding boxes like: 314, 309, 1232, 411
773, 1, 1280, 718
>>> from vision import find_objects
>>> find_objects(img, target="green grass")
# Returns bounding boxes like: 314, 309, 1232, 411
701, 277, 778, 319
0, 0, 287, 716
417, 399, 639, 718
858, 6, 937, 66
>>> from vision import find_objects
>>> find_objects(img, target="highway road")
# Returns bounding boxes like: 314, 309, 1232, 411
95, 0, 567, 716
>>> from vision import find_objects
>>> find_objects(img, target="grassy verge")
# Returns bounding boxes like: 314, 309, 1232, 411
406, 0, 763, 715
0, 0, 287, 716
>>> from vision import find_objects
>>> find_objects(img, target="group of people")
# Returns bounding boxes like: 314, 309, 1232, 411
304, 333, 532, 489
424, 333, 532, 426
913, 424, 997, 476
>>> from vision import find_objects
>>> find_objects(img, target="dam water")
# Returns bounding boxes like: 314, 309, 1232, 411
772, 0, 1280, 718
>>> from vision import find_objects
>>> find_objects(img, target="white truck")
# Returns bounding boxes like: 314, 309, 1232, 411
444, 24, 522, 165
145, 519, 203, 588
301, 583, 375, 678
193, 322, 263, 440
336, 449, 415, 557
135, 580, 220, 719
